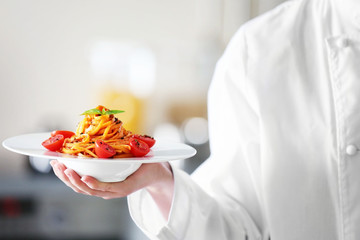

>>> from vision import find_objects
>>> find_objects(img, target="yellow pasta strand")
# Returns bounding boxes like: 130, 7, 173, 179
60, 106, 134, 158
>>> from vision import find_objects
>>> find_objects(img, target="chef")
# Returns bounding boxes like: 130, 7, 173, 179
51, 0, 360, 239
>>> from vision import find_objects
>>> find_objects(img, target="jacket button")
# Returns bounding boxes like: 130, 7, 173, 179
346, 145, 358, 156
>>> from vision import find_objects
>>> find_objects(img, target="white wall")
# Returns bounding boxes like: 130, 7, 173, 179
0, 0, 286, 175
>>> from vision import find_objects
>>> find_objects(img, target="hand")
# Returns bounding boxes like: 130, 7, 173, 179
50, 160, 174, 219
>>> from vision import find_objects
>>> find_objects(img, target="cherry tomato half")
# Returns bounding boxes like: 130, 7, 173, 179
129, 138, 150, 157
132, 134, 156, 148
95, 139, 116, 158
42, 134, 65, 151
51, 130, 75, 139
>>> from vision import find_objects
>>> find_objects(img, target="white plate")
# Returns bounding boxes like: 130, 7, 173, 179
2, 132, 197, 182
2, 132, 196, 163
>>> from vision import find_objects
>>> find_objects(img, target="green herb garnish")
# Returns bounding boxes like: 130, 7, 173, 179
81, 109, 102, 115
103, 109, 125, 115
81, 108, 125, 116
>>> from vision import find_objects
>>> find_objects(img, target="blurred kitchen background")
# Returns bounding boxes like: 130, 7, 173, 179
0, 0, 285, 239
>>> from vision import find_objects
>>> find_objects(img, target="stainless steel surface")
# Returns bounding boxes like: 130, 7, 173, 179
0, 174, 147, 240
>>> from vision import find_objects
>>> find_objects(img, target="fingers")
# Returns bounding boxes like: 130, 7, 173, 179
81, 175, 136, 198
81, 163, 161, 195
50, 160, 125, 198
81, 163, 172, 196
50, 160, 87, 195
72, 164, 157, 199
64, 169, 118, 198
49, 161, 173, 200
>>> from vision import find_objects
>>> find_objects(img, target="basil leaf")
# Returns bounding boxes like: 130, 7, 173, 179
81, 109, 102, 115
104, 110, 125, 115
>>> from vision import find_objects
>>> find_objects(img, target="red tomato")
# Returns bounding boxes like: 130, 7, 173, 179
42, 134, 65, 151
51, 130, 75, 139
132, 134, 156, 148
129, 138, 150, 157
95, 139, 116, 158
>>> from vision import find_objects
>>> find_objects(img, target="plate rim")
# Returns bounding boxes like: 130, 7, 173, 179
2, 132, 197, 163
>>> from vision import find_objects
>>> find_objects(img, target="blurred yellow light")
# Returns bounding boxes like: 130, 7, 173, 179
97, 87, 144, 133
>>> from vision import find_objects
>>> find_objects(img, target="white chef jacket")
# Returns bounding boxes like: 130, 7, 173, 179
128, 0, 360, 239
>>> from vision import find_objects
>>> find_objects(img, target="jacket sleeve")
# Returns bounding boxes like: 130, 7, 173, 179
128, 26, 264, 240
